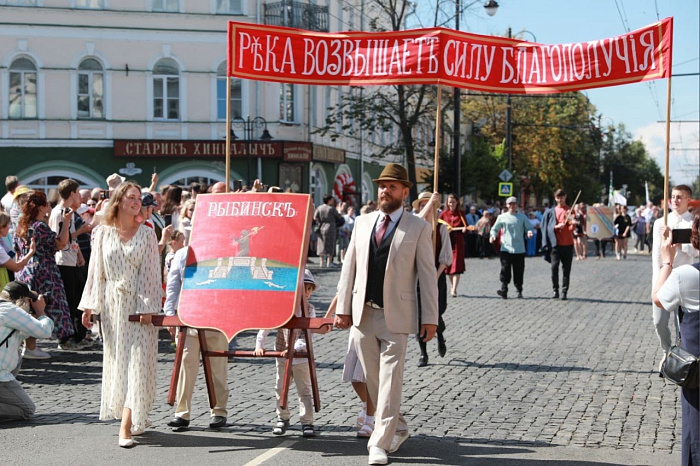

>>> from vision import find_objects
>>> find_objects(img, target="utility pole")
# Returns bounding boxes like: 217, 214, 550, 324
505, 27, 512, 171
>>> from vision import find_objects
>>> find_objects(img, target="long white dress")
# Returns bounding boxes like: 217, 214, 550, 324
78, 224, 162, 431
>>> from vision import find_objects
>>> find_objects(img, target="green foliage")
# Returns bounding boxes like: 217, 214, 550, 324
601, 123, 665, 205
463, 92, 605, 204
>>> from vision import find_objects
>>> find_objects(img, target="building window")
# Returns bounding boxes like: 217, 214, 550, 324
153, 58, 179, 120
9, 57, 37, 119
25, 175, 94, 195
75, 0, 105, 8
152, 0, 178, 12
77, 58, 104, 119
216, 63, 242, 120
280, 83, 295, 122
216, 0, 241, 13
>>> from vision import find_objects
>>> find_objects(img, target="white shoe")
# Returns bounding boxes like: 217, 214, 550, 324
57, 340, 81, 351
356, 408, 366, 430
118, 437, 134, 448
357, 422, 374, 438
368, 447, 388, 465
22, 348, 51, 359
75, 339, 95, 349
389, 431, 409, 453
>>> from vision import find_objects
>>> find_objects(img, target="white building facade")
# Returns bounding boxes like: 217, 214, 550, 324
0, 0, 404, 205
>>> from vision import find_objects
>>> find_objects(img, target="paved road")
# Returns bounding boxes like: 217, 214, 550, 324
2, 252, 681, 465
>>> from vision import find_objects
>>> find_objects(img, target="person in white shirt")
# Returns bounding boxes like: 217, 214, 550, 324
652, 216, 699, 465
651, 185, 699, 368
49, 179, 93, 350
0, 281, 53, 421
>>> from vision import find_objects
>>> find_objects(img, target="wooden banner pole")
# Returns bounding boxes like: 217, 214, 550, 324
432, 86, 443, 252
225, 76, 232, 193
663, 77, 672, 226
434, 86, 442, 193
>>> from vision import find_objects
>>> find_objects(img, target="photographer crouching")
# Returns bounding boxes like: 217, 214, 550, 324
0, 281, 53, 422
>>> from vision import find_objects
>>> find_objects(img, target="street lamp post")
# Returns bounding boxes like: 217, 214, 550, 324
230, 115, 273, 186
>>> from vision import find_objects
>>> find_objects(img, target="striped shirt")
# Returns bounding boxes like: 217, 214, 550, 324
0, 301, 54, 382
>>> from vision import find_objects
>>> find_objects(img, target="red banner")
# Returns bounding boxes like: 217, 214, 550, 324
228, 18, 672, 94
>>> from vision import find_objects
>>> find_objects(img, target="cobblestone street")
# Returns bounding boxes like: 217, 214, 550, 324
4, 252, 680, 465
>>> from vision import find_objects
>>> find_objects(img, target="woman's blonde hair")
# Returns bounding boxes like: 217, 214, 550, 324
179, 199, 196, 218
0, 212, 10, 228
102, 182, 141, 227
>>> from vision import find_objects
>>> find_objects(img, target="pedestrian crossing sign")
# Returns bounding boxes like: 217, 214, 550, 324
498, 183, 513, 197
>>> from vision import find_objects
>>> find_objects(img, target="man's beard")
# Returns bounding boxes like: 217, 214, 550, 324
379, 195, 403, 213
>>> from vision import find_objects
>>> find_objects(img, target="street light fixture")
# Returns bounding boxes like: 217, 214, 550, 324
484, 0, 499, 16
230, 115, 273, 186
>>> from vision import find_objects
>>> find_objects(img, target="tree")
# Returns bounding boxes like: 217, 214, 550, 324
462, 92, 604, 204
316, 1, 479, 201
601, 123, 665, 206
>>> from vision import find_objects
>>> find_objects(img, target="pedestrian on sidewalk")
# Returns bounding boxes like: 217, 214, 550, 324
334, 163, 438, 465
652, 215, 699, 466
541, 189, 575, 300
489, 197, 534, 299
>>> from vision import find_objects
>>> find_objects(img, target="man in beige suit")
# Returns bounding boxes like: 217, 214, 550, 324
334, 163, 438, 465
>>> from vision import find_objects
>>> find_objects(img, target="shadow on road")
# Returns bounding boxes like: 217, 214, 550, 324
450, 359, 592, 372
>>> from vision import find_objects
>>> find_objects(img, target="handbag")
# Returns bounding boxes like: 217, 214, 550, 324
661, 308, 699, 389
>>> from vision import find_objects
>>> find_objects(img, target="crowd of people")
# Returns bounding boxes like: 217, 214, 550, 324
0, 170, 697, 464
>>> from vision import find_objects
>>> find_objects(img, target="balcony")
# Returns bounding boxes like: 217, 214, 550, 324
264, 1, 329, 32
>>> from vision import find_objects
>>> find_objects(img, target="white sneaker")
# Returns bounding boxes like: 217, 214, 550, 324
368, 447, 388, 465
22, 348, 51, 359
75, 339, 95, 349
389, 431, 409, 453
357, 422, 374, 438
57, 340, 81, 351
356, 407, 366, 430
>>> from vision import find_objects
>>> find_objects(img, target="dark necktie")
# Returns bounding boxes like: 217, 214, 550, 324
375, 214, 390, 245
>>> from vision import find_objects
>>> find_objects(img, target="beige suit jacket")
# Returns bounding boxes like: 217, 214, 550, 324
336, 210, 439, 334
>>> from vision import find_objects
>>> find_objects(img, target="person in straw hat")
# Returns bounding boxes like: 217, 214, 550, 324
334, 163, 438, 465
412, 191, 452, 366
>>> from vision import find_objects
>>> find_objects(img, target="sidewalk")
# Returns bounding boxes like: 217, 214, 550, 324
3, 253, 680, 465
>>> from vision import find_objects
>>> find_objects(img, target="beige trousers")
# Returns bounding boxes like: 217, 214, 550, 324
354, 305, 409, 452
175, 328, 230, 420
275, 359, 314, 424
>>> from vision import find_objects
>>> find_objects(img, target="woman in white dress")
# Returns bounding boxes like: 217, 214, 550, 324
79, 182, 162, 448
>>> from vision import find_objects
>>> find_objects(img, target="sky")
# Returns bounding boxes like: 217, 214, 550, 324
412, 0, 699, 188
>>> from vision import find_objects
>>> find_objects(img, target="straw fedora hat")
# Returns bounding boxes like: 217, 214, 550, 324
372, 163, 413, 188
412, 191, 433, 211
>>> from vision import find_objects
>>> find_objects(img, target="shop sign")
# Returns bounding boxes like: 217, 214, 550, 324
283, 142, 313, 162
114, 140, 283, 158
313, 144, 345, 164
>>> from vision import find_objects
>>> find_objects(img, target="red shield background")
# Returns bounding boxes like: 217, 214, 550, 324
177, 193, 313, 340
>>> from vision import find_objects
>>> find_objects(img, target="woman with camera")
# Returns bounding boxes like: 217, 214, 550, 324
14, 192, 75, 359
652, 214, 699, 466
79, 182, 162, 448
